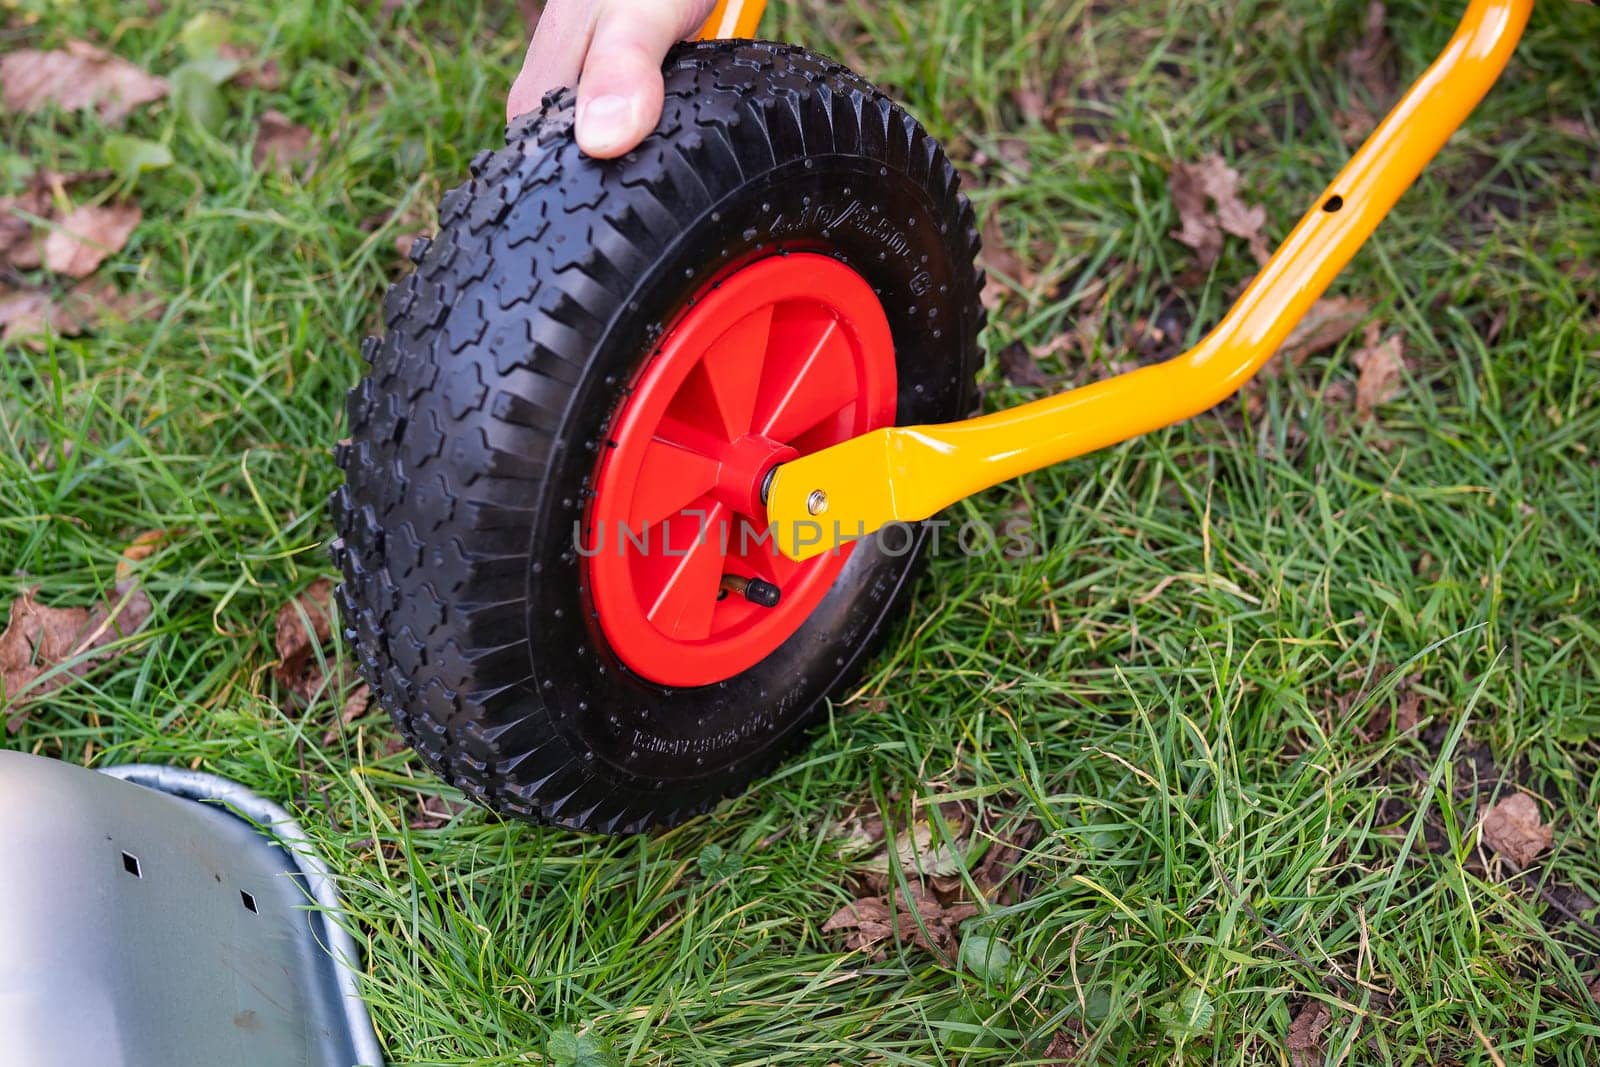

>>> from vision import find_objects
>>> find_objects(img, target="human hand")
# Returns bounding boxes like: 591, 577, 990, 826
508, 0, 719, 158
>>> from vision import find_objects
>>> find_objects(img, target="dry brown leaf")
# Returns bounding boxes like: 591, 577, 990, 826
1332, 2, 1394, 143
322, 682, 372, 746
1056, 317, 1095, 362
253, 110, 317, 171
409, 793, 471, 830
1350, 322, 1404, 421
116, 529, 172, 578
1, 188, 49, 271
1392, 685, 1422, 734
43, 202, 141, 278
0, 288, 54, 342
3, 172, 64, 270
1342, 2, 1395, 103
1552, 117, 1595, 143
833, 802, 1036, 919
0, 169, 114, 271
1247, 293, 1372, 438
1042, 1029, 1083, 1064
273, 578, 338, 700
1013, 85, 1049, 127
850, 800, 974, 888
998, 340, 1051, 389
898, 804, 972, 879
242, 59, 283, 91
834, 808, 888, 855
823, 805, 1042, 974
1589, 974, 1600, 1005
364, 191, 438, 262
1027, 332, 1089, 387
970, 136, 1032, 178
1169, 163, 1220, 266
1287, 1001, 1332, 1067
1169, 155, 1269, 269
218, 44, 282, 91
979, 210, 1031, 310
1273, 295, 1372, 372
1, 280, 160, 347
0, 40, 168, 123
1, 579, 153, 727
821, 885, 978, 959
1348, 667, 1429, 743
996, 495, 1036, 562
394, 232, 425, 259
822, 896, 895, 953
30, 439, 75, 474
87, 281, 162, 327
969, 819, 1040, 904
1481, 792, 1553, 867
274, 578, 373, 732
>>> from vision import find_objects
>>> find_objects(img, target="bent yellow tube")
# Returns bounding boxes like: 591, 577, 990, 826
767, 0, 1533, 560
698, 0, 768, 40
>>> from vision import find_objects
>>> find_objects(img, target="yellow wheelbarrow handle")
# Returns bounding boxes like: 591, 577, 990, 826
698, 0, 769, 40
766, 0, 1535, 561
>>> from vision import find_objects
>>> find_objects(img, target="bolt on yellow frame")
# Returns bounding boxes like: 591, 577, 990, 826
707, 0, 1534, 560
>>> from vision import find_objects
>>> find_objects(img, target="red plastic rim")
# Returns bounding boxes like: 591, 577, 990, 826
584, 254, 897, 688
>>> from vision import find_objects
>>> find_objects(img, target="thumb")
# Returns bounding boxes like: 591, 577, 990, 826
574, 0, 716, 158
507, 0, 595, 123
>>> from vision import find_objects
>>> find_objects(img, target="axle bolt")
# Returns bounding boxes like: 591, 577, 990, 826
806, 489, 828, 515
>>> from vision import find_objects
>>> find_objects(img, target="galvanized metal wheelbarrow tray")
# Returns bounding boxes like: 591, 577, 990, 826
0, 750, 383, 1067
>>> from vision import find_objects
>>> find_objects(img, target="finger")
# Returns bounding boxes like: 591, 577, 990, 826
574, 0, 716, 158
507, 0, 598, 122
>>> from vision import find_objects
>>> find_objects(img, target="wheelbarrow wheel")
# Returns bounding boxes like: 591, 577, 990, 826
331, 41, 984, 833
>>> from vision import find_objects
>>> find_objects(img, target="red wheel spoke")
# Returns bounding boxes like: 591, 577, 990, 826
628, 439, 722, 528
671, 304, 773, 440
755, 318, 859, 443
642, 503, 728, 641
653, 413, 731, 457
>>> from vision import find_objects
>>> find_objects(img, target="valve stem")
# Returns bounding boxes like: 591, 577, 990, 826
720, 574, 782, 608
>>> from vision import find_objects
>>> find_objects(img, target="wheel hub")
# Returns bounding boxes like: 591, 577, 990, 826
711, 433, 796, 519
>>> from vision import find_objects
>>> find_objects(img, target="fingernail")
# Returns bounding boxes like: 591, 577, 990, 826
579, 94, 633, 154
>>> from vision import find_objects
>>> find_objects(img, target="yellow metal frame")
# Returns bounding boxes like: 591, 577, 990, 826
747, 0, 1534, 560
698, 0, 769, 41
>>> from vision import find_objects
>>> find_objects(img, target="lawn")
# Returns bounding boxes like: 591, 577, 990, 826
3, 0, 1599, 1063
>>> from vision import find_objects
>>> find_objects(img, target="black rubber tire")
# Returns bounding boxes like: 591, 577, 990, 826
330, 40, 985, 833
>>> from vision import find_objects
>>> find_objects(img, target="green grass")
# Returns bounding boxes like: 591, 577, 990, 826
4, 0, 1599, 1063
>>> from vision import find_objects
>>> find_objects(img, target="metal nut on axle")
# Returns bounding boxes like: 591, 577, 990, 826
806, 489, 828, 515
